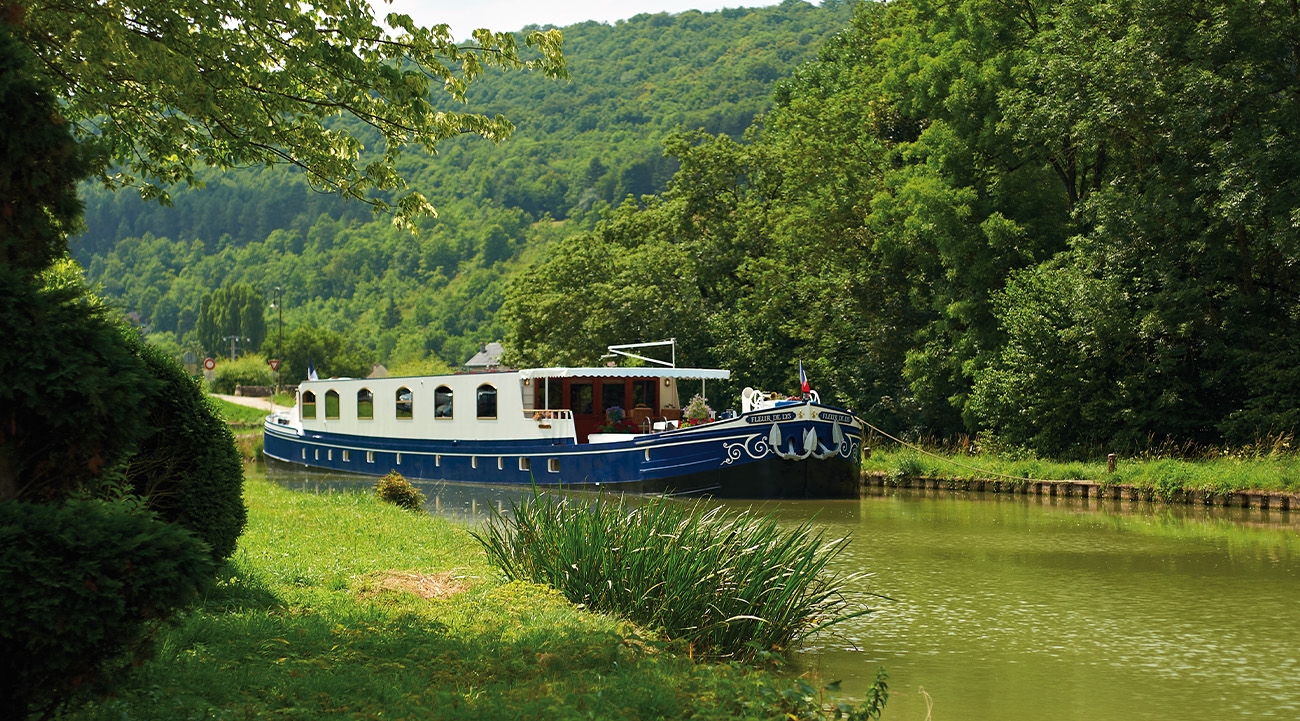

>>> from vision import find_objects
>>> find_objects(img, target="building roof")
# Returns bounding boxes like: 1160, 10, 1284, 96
464, 342, 505, 369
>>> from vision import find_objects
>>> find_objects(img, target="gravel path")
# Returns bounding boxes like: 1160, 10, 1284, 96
211, 393, 293, 415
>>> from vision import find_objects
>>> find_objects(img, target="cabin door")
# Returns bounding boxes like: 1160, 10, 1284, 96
568, 381, 596, 442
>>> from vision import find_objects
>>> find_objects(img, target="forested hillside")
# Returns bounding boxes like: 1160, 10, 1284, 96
82, 0, 1300, 453
77, 0, 855, 371
504, 0, 1300, 452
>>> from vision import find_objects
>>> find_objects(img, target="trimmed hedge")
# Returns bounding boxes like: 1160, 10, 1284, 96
0, 498, 213, 718
126, 340, 247, 561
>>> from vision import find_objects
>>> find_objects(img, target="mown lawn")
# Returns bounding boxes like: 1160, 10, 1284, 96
61, 474, 854, 720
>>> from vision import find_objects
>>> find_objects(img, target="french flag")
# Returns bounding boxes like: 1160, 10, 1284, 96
307, 359, 319, 382
799, 360, 810, 394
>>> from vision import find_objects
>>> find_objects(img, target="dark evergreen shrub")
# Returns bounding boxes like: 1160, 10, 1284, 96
0, 498, 213, 719
0, 265, 156, 502
0, 25, 92, 274
375, 471, 425, 510
126, 339, 247, 561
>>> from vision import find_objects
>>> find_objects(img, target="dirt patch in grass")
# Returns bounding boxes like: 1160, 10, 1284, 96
358, 571, 468, 600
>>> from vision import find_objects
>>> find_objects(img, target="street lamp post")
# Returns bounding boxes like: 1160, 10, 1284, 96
272, 287, 283, 395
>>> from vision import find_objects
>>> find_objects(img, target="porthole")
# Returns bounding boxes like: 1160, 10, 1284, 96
366, 451, 375, 463
497, 456, 504, 470
435, 454, 441, 467
471, 456, 478, 469
519, 457, 531, 472
301, 448, 307, 460
327, 449, 333, 461
396, 452, 402, 465
547, 458, 560, 473
342, 450, 350, 462
314, 448, 319, 461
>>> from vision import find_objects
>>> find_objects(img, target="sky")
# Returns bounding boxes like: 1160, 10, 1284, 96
370, 0, 784, 40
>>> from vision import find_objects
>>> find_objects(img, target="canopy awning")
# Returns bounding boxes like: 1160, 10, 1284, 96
518, 367, 731, 381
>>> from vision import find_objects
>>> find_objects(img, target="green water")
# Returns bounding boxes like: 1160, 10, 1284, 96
265, 466, 1300, 719
760, 491, 1300, 720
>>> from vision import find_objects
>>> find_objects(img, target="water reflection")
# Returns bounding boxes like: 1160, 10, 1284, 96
262, 464, 1300, 720
265, 461, 612, 524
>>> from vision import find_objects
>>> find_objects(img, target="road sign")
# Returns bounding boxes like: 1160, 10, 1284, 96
268, 359, 281, 371
203, 357, 216, 370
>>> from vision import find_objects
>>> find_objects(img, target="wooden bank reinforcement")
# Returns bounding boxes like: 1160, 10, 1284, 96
862, 472, 1298, 512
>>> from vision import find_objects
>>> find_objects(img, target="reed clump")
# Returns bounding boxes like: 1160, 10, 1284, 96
374, 471, 426, 510
473, 491, 865, 660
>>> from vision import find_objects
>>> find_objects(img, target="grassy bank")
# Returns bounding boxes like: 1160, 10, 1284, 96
209, 396, 266, 462
864, 441, 1300, 497
60, 474, 870, 720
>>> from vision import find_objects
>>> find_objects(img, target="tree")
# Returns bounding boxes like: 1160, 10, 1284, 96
0, 23, 90, 272
8, 0, 566, 227
197, 282, 266, 358
282, 324, 370, 384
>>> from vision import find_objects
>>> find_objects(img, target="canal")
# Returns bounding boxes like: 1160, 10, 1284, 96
267, 466, 1300, 719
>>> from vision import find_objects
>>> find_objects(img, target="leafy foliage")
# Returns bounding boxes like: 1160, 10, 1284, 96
76, 3, 854, 376
281, 324, 370, 384
0, 263, 156, 501
509, 0, 1300, 452
374, 471, 425, 511
14, 0, 566, 227
0, 26, 91, 273
210, 354, 274, 395
0, 498, 213, 719
197, 282, 266, 358
126, 340, 246, 561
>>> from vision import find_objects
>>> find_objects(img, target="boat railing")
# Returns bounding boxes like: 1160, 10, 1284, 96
526, 409, 574, 421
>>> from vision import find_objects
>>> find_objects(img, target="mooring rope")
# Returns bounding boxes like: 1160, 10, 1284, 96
861, 421, 1074, 485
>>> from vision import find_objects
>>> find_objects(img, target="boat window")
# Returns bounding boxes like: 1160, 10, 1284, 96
519, 457, 531, 472
357, 388, 373, 419
547, 458, 560, 473
325, 390, 340, 419
633, 379, 657, 408
570, 383, 593, 414
477, 384, 498, 419
396, 387, 413, 419
602, 382, 625, 412
435, 385, 453, 419
302, 391, 317, 419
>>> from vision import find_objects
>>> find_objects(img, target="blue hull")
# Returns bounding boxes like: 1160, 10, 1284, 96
264, 405, 864, 498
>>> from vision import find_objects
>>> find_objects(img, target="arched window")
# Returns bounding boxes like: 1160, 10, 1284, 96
435, 385, 454, 419
396, 387, 413, 419
476, 384, 497, 419
325, 390, 340, 419
301, 390, 317, 419
357, 388, 373, 419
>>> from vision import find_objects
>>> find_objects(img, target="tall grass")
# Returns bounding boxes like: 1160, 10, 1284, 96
473, 491, 866, 660
865, 440, 1300, 493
